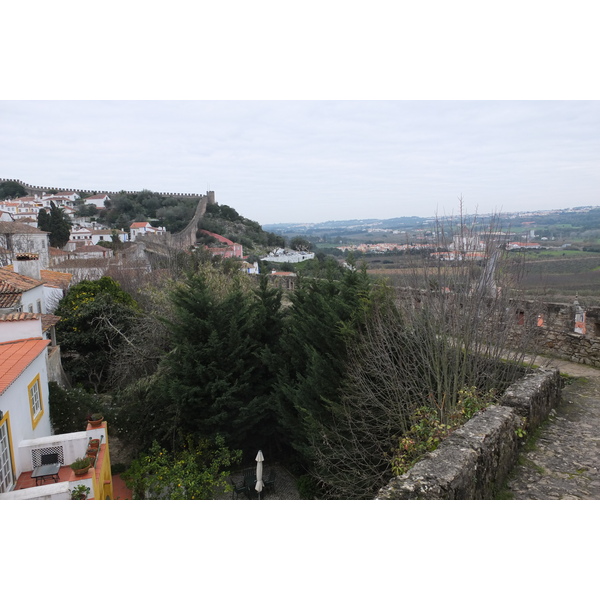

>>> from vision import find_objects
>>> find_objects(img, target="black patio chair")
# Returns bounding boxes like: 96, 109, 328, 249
231, 477, 249, 500
263, 469, 276, 494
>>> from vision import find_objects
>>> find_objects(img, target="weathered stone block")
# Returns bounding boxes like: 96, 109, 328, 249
377, 369, 562, 500
499, 368, 561, 429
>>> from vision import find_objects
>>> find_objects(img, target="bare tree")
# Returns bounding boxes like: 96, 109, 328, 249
311, 207, 547, 499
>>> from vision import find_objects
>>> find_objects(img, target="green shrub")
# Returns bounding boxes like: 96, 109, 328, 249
70, 457, 92, 470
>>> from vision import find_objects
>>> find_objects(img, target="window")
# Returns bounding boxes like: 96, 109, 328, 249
28, 375, 43, 429
0, 417, 15, 493
36, 300, 42, 313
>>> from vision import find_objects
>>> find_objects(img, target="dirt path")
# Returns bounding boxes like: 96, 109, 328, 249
502, 356, 600, 499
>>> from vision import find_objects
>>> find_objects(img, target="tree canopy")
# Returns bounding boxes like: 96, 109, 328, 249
0, 181, 27, 200
122, 436, 241, 499
37, 201, 71, 248
55, 277, 139, 391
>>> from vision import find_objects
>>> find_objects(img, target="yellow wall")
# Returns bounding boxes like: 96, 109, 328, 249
86, 421, 113, 500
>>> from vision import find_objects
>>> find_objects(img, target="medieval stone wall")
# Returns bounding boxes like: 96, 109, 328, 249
0, 177, 211, 201
514, 299, 600, 367
394, 286, 600, 368
377, 368, 562, 500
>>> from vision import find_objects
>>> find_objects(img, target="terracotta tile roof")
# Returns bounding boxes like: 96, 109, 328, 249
0, 312, 60, 332
40, 313, 61, 331
85, 194, 110, 200
130, 222, 150, 229
73, 245, 108, 253
49, 247, 69, 256
0, 222, 47, 235
0, 312, 39, 322
0, 282, 22, 309
39, 270, 72, 289
0, 338, 50, 395
0, 268, 43, 292
1, 264, 71, 290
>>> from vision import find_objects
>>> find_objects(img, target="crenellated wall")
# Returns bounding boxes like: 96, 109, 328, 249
394, 286, 600, 368
0, 177, 214, 202
511, 298, 600, 367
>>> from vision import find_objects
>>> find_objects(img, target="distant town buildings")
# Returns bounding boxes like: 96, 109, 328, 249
261, 248, 315, 263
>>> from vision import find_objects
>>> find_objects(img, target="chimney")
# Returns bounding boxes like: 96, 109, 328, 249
13, 253, 41, 280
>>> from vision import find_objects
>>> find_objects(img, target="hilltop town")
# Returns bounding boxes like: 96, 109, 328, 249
2, 177, 600, 502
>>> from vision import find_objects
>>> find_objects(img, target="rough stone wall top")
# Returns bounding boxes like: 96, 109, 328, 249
377, 368, 562, 500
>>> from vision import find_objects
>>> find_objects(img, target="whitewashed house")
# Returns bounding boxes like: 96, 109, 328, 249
67, 227, 93, 248
0, 222, 50, 269
129, 221, 166, 241
0, 267, 47, 314
83, 193, 110, 209
0, 318, 52, 493
90, 229, 128, 245
0, 314, 114, 500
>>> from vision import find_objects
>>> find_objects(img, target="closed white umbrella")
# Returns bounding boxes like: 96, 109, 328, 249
255, 450, 264, 499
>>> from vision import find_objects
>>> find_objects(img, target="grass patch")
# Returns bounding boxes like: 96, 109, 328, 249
494, 487, 515, 500
517, 455, 546, 474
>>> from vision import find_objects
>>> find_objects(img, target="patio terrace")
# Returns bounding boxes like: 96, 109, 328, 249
0, 421, 113, 500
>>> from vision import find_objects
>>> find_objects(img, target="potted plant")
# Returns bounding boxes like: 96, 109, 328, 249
88, 438, 100, 449
88, 413, 104, 427
86, 446, 99, 458
71, 484, 91, 500
70, 457, 92, 476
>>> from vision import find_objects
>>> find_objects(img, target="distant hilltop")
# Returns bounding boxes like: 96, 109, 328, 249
0, 177, 206, 200
264, 206, 600, 232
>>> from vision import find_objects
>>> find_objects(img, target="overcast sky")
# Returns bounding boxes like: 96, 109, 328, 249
2, 100, 599, 225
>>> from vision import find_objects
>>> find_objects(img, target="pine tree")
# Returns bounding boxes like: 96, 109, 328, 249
274, 265, 373, 462
152, 272, 285, 454
48, 201, 71, 248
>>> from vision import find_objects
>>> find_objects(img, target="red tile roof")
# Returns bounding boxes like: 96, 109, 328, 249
0, 222, 48, 235
49, 247, 69, 256
0, 268, 44, 292
1, 264, 72, 290
0, 338, 50, 395
130, 222, 150, 229
0, 312, 61, 332
0, 282, 21, 309
73, 245, 108, 253
0, 312, 39, 322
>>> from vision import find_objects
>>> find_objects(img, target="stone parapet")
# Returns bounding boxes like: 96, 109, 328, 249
377, 368, 562, 500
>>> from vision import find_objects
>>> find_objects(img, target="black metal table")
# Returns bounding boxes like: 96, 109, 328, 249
31, 464, 61, 485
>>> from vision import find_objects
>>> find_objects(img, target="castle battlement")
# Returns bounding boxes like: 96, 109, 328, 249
0, 178, 213, 201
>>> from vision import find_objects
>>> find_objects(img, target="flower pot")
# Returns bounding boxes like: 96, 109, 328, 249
89, 439, 100, 449
72, 466, 90, 477
88, 417, 103, 427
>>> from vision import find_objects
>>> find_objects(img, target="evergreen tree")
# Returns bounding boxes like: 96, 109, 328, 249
38, 201, 71, 248
131, 271, 285, 455
37, 208, 51, 231
274, 264, 373, 463
0, 181, 27, 199
48, 201, 71, 247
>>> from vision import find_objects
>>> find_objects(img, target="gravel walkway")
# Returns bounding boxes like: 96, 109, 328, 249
503, 356, 600, 499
